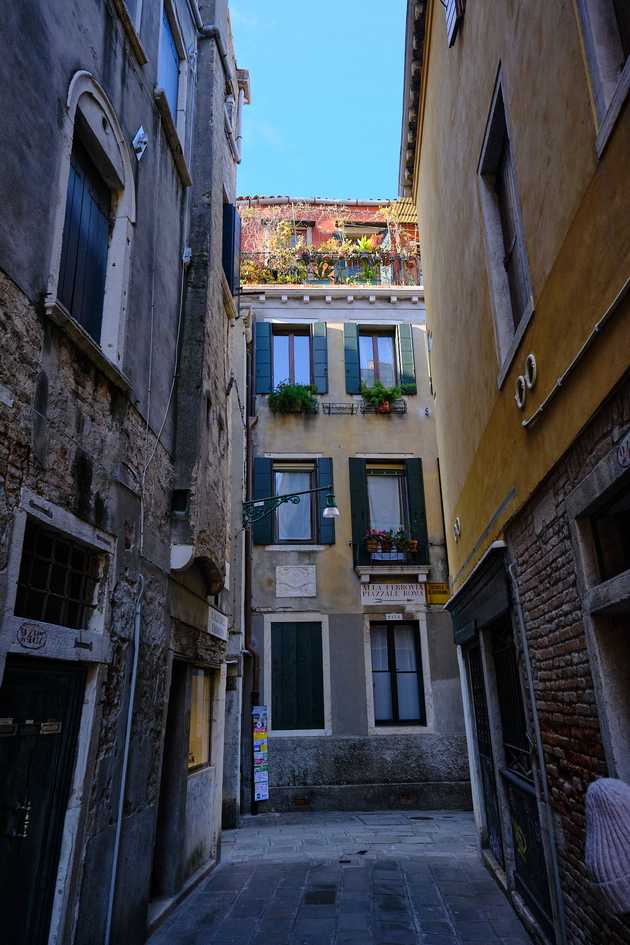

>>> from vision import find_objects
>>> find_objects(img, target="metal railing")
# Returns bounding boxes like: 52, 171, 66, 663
352, 541, 428, 568
240, 252, 422, 287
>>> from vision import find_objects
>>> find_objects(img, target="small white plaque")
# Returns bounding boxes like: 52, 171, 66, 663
384, 613, 404, 621
361, 583, 426, 606
208, 606, 229, 640
276, 565, 317, 598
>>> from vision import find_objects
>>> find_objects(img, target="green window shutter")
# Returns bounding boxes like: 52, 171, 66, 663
316, 457, 335, 545
349, 458, 369, 565
255, 322, 272, 394
252, 457, 273, 545
405, 458, 429, 563
271, 622, 324, 730
312, 322, 328, 394
397, 323, 417, 394
344, 322, 361, 394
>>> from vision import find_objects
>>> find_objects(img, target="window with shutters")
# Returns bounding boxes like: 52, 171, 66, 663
479, 82, 533, 379
443, 0, 466, 47
273, 328, 312, 386
159, 6, 182, 120
359, 331, 397, 388
370, 622, 426, 725
49, 73, 136, 371
270, 621, 326, 731
367, 465, 408, 535
577, 0, 630, 153
273, 463, 315, 543
58, 140, 111, 345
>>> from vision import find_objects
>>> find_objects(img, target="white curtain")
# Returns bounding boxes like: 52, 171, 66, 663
367, 475, 401, 531
275, 471, 311, 540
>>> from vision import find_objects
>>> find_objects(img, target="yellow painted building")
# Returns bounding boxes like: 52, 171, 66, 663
400, 2, 630, 944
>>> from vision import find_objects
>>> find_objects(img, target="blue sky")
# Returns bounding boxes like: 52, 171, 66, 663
231, 0, 407, 200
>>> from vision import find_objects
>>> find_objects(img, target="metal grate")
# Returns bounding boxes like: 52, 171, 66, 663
15, 519, 101, 630
321, 402, 360, 415
360, 399, 407, 415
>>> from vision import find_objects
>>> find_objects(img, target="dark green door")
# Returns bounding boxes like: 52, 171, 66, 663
0, 658, 85, 945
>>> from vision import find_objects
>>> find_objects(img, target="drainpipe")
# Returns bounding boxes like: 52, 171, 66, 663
508, 562, 567, 945
104, 574, 144, 945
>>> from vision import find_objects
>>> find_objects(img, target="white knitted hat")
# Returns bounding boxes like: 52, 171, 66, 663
585, 777, 630, 914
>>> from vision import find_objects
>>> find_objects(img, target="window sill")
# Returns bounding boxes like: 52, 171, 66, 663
356, 564, 430, 580
264, 544, 328, 552
112, 0, 148, 65
596, 57, 630, 159
154, 88, 192, 188
496, 299, 535, 390
269, 728, 332, 738
584, 568, 630, 616
46, 300, 131, 392
368, 725, 431, 736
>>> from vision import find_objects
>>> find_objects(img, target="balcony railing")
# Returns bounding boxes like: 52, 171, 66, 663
352, 542, 428, 568
240, 251, 422, 288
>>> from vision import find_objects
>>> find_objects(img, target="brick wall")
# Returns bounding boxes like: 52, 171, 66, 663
507, 375, 630, 945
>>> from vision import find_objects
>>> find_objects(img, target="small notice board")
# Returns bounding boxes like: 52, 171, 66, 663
252, 705, 269, 802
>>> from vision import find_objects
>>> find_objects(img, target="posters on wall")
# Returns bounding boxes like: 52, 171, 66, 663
252, 705, 269, 802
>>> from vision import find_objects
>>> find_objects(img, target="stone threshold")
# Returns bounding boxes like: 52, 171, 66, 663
146, 857, 217, 936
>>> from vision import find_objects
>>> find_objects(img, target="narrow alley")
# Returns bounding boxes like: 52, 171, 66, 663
148, 811, 533, 945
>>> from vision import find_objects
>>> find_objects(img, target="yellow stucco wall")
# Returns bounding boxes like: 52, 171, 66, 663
415, 0, 630, 589
249, 296, 448, 614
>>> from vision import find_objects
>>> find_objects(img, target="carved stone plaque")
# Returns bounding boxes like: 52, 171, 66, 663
276, 565, 317, 598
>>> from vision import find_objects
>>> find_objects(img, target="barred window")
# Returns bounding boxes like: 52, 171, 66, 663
15, 519, 101, 630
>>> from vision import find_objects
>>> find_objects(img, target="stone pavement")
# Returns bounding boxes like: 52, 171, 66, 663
148, 811, 533, 945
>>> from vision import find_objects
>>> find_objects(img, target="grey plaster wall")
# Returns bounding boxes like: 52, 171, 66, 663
329, 613, 369, 736
0, 0, 245, 942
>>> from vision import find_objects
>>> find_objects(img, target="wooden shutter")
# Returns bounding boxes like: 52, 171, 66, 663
222, 204, 241, 295
255, 322, 273, 394
445, 0, 465, 47
397, 323, 417, 393
316, 457, 335, 545
58, 141, 109, 343
344, 322, 361, 394
252, 457, 273, 545
405, 458, 429, 563
271, 622, 324, 730
349, 458, 369, 565
312, 322, 328, 393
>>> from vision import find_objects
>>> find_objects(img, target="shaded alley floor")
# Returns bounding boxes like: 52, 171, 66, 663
148, 811, 533, 945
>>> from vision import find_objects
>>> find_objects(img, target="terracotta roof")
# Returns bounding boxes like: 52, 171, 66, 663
389, 197, 418, 225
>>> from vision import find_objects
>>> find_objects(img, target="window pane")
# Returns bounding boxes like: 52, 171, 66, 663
370, 626, 389, 670
397, 674, 421, 721
275, 471, 312, 540
377, 336, 396, 386
394, 627, 418, 671
373, 673, 394, 721
359, 335, 375, 387
159, 10, 180, 117
367, 474, 402, 531
293, 335, 311, 385
273, 334, 290, 386
188, 669, 211, 769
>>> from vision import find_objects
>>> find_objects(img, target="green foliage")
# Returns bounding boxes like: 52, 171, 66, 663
267, 383, 319, 415
360, 381, 402, 407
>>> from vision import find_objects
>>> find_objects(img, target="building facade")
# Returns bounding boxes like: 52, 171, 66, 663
0, 3, 249, 943
400, 1, 630, 944
238, 197, 470, 812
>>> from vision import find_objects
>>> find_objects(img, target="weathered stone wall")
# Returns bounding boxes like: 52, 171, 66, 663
506, 376, 630, 945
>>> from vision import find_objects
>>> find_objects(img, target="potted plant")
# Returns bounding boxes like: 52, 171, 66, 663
361, 381, 403, 414
267, 382, 318, 415
394, 529, 419, 553
364, 529, 382, 553
380, 529, 395, 552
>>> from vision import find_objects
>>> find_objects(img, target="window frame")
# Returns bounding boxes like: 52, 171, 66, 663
264, 613, 332, 737
359, 329, 398, 388
47, 72, 136, 376
478, 77, 534, 387
187, 666, 213, 773
576, 0, 630, 156
370, 621, 427, 727
272, 463, 316, 544
1, 488, 116, 665
158, 0, 189, 148
366, 464, 410, 535
272, 326, 313, 387
567, 435, 630, 783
